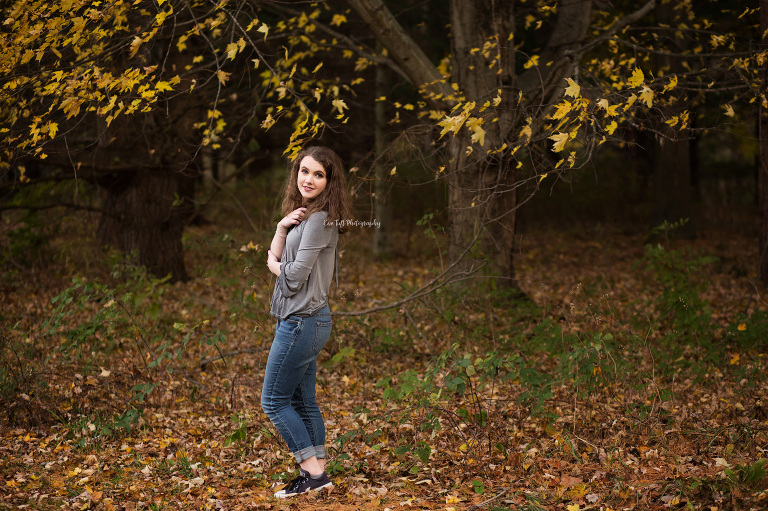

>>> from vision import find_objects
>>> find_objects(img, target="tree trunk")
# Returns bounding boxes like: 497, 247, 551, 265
97, 168, 193, 282
447, 0, 519, 289
759, 0, 768, 285
347, 0, 591, 292
373, 45, 392, 258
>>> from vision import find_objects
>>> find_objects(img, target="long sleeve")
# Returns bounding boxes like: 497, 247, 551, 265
277, 212, 333, 298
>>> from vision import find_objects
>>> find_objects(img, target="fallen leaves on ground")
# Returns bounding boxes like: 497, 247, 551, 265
1, 225, 767, 510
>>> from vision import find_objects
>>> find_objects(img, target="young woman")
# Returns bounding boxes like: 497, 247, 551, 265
262, 146, 351, 498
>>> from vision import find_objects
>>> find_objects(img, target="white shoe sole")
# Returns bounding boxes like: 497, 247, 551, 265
274, 482, 333, 499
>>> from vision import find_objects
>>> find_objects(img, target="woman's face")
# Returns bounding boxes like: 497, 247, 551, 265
297, 155, 327, 200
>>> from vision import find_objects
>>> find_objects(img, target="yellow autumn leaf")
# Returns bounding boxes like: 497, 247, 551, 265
549, 132, 569, 152
257, 23, 269, 40
730, 353, 740, 365
438, 112, 470, 138
129, 36, 143, 58
519, 124, 532, 140
723, 104, 735, 117
627, 67, 644, 87
624, 94, 637, 110
606, 120, 618, 135
597, 98, 610, 110
488, 142, 508, 155
552, 100, 572, 120
47, 122, 58, 138
330, 14, 347, 26
564, 78, 580, 98
471, 126, 486, 146
226, 42, 239, 60
639, 86, 654, 107
261, 114, 275, 129
155, 11, 168, 26
539, 173, 548, 182
663, 74, 678, 93
176, 34, 188, 52
466, 117, 485, 146
567, 505, 580, 511
216, 70, 230, 85
390, 166, 397, 176
331, 98, 348, 114
155, 81, 172, 92
737, 323, 747, 331
524, 55, 539, 69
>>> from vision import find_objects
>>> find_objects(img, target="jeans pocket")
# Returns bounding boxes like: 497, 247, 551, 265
312, 319, 332, 354
276, 317, 302, 345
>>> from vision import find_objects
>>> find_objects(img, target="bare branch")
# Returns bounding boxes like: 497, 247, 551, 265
576, 0, 658, 56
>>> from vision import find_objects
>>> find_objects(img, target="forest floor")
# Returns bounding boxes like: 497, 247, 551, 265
1, 221, 767, 511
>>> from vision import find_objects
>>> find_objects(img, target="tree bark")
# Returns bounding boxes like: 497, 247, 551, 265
373, 47, 393, 258
97, 167, 193, 282
759, 0, 768, 285
446, 0, 518, 288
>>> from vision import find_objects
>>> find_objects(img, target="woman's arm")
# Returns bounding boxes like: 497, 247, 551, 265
267, 207, 306, 276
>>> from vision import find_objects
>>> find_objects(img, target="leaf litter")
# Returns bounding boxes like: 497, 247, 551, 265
1, 224, 767, 510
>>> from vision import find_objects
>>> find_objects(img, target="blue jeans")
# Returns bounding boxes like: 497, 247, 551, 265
261, 305, 332, 463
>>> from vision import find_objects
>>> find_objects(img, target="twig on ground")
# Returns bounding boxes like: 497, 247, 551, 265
467, 487, 510, 511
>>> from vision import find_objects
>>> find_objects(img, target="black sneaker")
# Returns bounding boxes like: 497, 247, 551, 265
274, 469, 333, 498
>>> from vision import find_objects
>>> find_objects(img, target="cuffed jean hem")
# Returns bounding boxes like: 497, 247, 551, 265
293, 445, 326, 463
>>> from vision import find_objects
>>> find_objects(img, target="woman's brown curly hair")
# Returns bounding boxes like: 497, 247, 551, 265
281, 146, 353, 233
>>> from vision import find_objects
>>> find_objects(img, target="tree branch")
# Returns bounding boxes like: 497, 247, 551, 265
576, 0, 658, 56
345, 0, 455, 110
333, 225, 488, 317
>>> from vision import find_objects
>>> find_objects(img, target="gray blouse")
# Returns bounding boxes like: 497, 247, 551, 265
270, 211, 338, 319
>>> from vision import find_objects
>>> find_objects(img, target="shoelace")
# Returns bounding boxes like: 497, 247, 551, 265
283, 474, 309, 493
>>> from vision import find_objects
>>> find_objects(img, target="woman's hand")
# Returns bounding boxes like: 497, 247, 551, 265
270, 208, 303, 264
276, 207, 307, 235
267, 249, 281, 276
